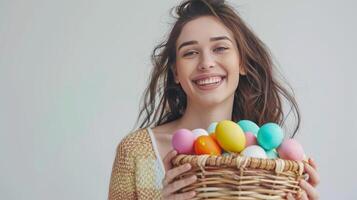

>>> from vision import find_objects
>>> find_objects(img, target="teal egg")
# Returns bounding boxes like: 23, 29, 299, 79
207, 122, 218, 134
266, 149, 278, 159
237, 120, 260, 136
222, 152, 231, 156
257, 123, 284, 150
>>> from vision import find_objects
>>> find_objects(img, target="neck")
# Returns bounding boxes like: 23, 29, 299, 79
175, 96, 235, 130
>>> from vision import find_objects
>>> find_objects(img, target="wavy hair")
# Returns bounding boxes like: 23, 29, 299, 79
133, 0, 301, 137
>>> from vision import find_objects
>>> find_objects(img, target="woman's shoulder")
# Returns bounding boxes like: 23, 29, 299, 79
151, 120, 179, 135
117, 128, 151, 151
117, 121, 179, 154
119, 128, 150, 147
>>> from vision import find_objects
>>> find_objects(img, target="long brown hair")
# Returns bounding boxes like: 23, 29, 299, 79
133, 0, 301, 137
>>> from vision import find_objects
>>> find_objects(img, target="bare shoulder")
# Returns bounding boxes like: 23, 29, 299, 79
151, 121, 179, 159
151, 121, 178, 135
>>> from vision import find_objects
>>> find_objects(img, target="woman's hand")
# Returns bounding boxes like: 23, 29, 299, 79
287, 158, 320, 200
162, 150, 197, 200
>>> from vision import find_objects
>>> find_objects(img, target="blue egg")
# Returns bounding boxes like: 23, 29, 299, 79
257, 123, 284, 150
266, 149, 278, 159
237, 120, 260, 136
207, 122, 218, 134
222, 152, 231, 156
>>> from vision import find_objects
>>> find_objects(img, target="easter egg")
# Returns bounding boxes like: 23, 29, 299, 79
172, 129, 195, 154
222, 152, 231, 156
241, 145, 267, 159
266, 149, 278, 159
210, 132, 218, 143
192, 128, 209, 140
238, 120, 260, 136
194, 135, 222, 155
277, 139, 305, 161
257, 123, 284, 150
207, 122, 218, 134
245, 132, 257, 147
215, 120, 246, 153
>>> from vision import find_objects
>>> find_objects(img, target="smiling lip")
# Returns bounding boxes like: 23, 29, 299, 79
192, 73, 226, 82
192, 75, 226, 91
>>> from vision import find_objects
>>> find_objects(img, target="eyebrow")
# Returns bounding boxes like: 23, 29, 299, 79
177, 36, 233, 51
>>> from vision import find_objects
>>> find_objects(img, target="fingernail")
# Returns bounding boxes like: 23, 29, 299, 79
287, 193, 293, 198
191, 191, 196, 197
191, 175, 197, 181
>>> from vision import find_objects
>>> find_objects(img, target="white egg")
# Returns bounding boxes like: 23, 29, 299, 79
192, 128, 209, 140
266, 149, 278, 159
241, 145, 267, 159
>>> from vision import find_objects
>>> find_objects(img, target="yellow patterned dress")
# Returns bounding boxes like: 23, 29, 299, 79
108, 128, 165, 199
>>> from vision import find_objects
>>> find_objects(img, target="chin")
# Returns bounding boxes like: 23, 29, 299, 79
196, 95, 230, 107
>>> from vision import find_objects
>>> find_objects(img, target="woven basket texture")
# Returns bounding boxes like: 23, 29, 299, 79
172, 154, 306, 200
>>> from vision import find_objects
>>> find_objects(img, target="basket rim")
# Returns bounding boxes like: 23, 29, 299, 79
172, 154, 305, 175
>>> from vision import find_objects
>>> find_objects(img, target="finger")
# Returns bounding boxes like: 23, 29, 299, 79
300, 179, 319, 200
308, 158, 318, 170
300, 191, 309, 200
163, 150, 177, 171
296, 190, 303, 199
163, 163, 192, 186
304, 163, 320, 187
163, 175, 197, 197
286, 193, 294, 200
166, 191, 196, 200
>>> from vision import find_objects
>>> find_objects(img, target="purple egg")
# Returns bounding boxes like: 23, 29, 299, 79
172, 129, 195, 154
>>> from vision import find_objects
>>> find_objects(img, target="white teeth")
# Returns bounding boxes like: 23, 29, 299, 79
195, 76, 222, 85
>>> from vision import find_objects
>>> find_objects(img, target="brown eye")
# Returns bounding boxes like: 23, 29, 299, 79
214, 47, 228, 53
183, 51, 198, 57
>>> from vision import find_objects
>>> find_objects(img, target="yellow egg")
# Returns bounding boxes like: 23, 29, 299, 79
215, 120, 246, 152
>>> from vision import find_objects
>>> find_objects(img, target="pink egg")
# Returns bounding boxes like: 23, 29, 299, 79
172, 129, 195, 154
245, 132, 257, 147
277, 139, 305, 161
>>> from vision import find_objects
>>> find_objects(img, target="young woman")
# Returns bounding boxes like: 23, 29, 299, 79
108, 0, 320, 199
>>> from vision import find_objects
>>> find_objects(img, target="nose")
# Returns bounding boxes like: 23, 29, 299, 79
198, 50, 215, 70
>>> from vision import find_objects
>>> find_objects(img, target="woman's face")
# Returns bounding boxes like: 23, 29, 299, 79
174, 15, 244, 107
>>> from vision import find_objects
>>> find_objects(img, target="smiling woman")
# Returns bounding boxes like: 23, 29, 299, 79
108, 0, 319, 199
174, 16, 242, 107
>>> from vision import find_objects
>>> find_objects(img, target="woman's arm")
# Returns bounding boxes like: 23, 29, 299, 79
108, 140, 136, 200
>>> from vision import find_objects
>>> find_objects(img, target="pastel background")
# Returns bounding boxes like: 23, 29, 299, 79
0, 0, 356, 199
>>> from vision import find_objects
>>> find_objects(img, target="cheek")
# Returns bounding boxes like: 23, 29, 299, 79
222, 54, 241, 87
221, 58, 240, 81
227, 73, 240, 89
224, 53, 240, 72
175, 60, 196, 80
176, 62, 201, 93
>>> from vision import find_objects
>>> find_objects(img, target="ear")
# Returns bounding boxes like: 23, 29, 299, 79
172, 64, 180, 84
239, 65, 247, 76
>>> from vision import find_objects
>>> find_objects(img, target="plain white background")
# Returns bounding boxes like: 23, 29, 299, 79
1, 0, 356, 199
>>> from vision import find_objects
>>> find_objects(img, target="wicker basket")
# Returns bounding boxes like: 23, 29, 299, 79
172, 154, 307, 200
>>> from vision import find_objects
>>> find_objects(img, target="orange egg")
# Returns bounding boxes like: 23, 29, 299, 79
210, 132, 218, 143
194, 135, 222, 155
